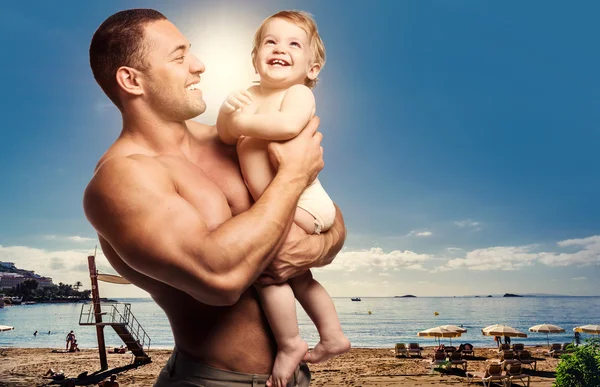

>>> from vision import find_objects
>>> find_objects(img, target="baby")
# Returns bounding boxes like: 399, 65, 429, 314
216, 10, 350, 387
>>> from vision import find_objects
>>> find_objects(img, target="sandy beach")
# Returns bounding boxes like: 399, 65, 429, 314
0, 346, 559, 386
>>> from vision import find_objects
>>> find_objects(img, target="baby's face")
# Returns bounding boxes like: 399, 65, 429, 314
255, 18, 316, 87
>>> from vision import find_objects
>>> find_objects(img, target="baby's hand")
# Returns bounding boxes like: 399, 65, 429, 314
220, 89, 253, 114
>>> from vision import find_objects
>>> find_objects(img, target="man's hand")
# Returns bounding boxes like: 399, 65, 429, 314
268, 116, 323, 186
257, 204, 346, 284
220, 89, 252, 115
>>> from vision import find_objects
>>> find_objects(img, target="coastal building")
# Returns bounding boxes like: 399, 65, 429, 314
0, 273, 26, 289
0, 272, 54, 289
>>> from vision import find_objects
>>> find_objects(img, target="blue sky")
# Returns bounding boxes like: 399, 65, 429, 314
1, 1, 599, 297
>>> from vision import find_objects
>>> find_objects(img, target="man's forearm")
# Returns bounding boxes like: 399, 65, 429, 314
261, 204, 346, 283
206, 170, 305, 293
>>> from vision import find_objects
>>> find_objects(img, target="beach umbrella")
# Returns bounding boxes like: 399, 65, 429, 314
529, 324, 565, 346
482, 324, 527, 338
418, 326, 463, 345
439, 324, 467, 333
573, 325, 600, 335
0, 325, 14, 332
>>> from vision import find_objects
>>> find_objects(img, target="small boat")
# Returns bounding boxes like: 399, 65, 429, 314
351, 297, 361, 301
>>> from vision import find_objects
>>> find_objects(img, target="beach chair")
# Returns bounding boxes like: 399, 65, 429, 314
505, 362, 530, 387
461, 343, 475, 357
499, 343, 511, 352
548, 343, 563, 358
429, 351, 447, 371
467, 363, 508, 387
394, 343, 408, 357
500, 350, 515, 361
511, 343, 524, 354
449, 350, 467, 370
517, 350, 537, 371
408, 343, 422, 357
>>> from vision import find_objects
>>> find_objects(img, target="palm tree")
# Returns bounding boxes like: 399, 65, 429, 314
73, 281, 83, 291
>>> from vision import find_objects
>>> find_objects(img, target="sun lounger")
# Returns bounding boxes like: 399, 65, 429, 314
500, 350, 515, 361
499, 343, 511, 352
517, 350, 537, 370
548, 343, 564, 358
461, 343, 475, 357
429, 351, 447, 371
512, 343, 525, 354
467, 363, 508, 386
395, 343, 408, 357
506, 362, 531, 387
408, 343, 422, 357
449, 350, 467, 370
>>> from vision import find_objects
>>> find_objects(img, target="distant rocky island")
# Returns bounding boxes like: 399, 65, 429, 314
503, 293, 523, 297
394, 295, 417, 298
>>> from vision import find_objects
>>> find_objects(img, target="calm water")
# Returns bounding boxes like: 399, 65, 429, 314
0, 297, 598, 349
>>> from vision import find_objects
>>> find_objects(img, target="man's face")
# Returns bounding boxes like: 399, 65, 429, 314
255, 18, 317, 88
141, 20, 206, 120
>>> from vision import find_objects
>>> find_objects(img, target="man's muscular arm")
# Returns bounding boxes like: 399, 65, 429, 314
84, 119, 323, 307
259, 204, 346, 285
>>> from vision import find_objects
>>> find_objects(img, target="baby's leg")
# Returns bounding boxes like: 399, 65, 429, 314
255, 283, 308, 387
289, 271, 351, 364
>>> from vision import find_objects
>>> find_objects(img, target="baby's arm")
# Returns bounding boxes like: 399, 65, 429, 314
232, 84, 315, 141
216, 89, 253, 145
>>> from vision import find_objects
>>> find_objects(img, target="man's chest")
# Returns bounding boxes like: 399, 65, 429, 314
187, 141, 253, 216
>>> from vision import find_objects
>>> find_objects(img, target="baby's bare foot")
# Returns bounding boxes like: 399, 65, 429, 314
303, 335, 351, 364
267, 336, 308, 387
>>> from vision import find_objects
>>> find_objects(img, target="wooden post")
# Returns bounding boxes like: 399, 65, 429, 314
88, 255, 108, 370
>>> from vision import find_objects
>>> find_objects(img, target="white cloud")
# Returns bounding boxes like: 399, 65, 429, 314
454, 219, 481, 230
572, 277, 587, 281
0, 245, 110, 285
408, 230, 433, 237
438, 235, 600, 271
319, 247, 431, 272
43, 235, 96, 243
66, 236, 96, 243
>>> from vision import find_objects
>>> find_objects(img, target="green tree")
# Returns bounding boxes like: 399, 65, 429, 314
554, 338, 600, 387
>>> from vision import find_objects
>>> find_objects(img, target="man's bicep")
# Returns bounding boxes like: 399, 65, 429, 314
83, 158, 224, 303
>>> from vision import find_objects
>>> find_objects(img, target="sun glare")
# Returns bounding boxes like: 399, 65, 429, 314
182, 11, 259, 125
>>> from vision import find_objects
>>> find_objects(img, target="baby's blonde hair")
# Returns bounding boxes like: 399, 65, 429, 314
251, 10, 326, 89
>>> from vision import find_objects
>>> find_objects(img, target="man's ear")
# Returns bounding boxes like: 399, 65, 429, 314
307, 63, 321, 81
115, 66, 144, 97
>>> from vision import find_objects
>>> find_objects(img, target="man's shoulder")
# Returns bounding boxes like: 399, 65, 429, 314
84, 154, 169, 210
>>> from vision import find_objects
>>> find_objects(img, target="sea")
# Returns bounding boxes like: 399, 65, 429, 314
0, 297, 599, 349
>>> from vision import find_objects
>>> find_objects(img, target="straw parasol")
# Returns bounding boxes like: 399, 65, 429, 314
418, 326, 463, 345
482, 324, 528, 338
439, 324, 467, 333
0, 325, 14, 332
529, 324, 565, 346
573, 325, 600, 335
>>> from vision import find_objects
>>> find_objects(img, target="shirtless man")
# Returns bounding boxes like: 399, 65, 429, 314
83, 8, 346, 387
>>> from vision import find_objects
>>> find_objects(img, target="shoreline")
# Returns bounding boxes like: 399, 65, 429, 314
0, 346, 559, 386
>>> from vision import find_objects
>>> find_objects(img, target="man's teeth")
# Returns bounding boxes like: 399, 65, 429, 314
187, 83, 200, 91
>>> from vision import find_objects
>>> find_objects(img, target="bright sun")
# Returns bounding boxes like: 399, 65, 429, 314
182, 12, 259, 125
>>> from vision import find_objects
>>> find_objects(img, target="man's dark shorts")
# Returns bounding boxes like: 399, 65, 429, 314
154, 347, 310, 387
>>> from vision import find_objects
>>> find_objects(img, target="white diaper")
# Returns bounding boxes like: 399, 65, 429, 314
297, 178, 336, 234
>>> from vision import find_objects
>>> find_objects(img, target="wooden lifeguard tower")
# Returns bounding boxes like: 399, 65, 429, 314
79, 254, 151, 370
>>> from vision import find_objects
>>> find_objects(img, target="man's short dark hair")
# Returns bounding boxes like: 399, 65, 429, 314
89, 9, 167, 109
